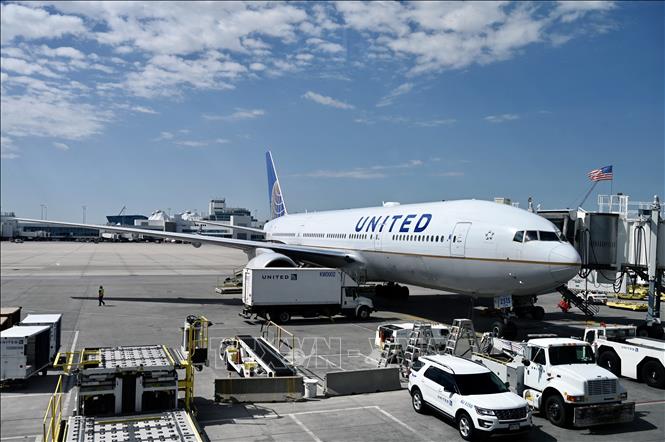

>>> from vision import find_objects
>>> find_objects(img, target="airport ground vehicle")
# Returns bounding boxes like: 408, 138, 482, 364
408, 354, 532, 441
18, 314, 62, 362
241, 267, 374, 323
577, 291, 608, 305
375, 322, 450, 350
473, 335, 634, 428
584, 325, 665, 388
1, 325, 51, 382
220, 335, 296, 378
0, 307, 22, 331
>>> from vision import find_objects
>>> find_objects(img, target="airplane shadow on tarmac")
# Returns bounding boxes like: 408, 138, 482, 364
70, 296, 244, 306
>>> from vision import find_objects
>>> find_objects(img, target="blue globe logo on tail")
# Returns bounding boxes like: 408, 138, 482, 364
266, 151, 288, 219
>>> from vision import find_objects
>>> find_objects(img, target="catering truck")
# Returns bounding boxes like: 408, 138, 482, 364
241, 267, 374, 324
472, 335, 634, 428
583, 325, 665, 389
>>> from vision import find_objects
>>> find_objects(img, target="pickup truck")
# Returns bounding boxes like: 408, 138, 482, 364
473, 335, 634, 428
583, 325, 665, 389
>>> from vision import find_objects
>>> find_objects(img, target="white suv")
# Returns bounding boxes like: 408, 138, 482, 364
408, 354, 532, 441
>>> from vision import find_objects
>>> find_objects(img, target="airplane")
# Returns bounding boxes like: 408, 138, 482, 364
17, 151, 581, 337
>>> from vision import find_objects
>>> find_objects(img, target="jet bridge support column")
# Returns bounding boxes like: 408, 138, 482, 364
646, 196, 661, 327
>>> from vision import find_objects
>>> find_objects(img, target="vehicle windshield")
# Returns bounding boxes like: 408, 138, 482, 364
548, 345, 595, 365
454, 372, 509, 395
605, 328, 636, 340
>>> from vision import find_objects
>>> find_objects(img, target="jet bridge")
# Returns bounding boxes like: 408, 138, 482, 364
539, 194, 664, 337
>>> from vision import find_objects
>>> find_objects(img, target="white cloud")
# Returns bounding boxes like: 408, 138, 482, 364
1, 136, 19, 159
484, 114, 520, 123
53, 142, 70, 151
377, 82, 414, 107
1, 93, 110, 140
1, 57, 60, 78
38, 46, 86, 59
131, 106, 158, 114
414, 118, 457, 127
175, 140, 208, 147
302, 91, 354, 109
0, 4, 86, 44
203, 108, 265, 121
306, 37, 345, 53
154, 131, 174, 141
249, 62, 266, 71
215, 138, 230, 144
431, 171, 464, 177
298, 159, 424, 179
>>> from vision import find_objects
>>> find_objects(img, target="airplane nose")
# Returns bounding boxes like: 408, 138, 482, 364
549, 244, 582, 284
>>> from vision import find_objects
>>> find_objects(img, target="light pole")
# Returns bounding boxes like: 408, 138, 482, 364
82, 205, 87, 224
40, 204, 47, 220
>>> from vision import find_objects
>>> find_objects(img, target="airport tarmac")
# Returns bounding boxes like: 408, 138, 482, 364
1, 241, 664, 442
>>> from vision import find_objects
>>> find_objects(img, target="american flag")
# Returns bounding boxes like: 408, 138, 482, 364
587, 165, 613, 181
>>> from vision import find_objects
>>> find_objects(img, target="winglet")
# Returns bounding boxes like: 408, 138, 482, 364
266, 151, 287, 219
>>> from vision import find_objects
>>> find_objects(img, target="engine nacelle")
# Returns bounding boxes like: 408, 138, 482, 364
246, 249, 296, 268
191, 242, 202, 248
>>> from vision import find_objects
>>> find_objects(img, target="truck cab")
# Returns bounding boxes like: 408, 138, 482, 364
521, 338, 631, 427
584, 325, 665, 388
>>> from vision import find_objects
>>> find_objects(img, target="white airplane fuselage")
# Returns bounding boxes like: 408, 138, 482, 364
263, 199, 581, 297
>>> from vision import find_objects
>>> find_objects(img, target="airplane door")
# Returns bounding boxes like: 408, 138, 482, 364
373, 233, 381, 251
450, 222, 471, 257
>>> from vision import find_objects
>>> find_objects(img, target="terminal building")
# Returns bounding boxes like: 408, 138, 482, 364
0, 199, 264, 241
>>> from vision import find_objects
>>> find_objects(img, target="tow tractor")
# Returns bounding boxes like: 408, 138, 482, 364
472, 334, 634, 428
583, 324, 665, 388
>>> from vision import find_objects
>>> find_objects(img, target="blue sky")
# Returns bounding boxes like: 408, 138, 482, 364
1, 1, 663, 223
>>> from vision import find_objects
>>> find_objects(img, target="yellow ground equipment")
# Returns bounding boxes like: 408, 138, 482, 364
607, 301, 649, 311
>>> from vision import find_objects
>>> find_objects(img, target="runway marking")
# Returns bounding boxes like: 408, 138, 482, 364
317, 355, 343, 370
374, 407, 432, 441
635, 399, 665, 406
289, 414, 322, 442
0, 436, 40, 441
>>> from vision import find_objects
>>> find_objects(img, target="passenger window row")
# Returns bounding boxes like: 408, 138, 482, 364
391, 234, 446, 243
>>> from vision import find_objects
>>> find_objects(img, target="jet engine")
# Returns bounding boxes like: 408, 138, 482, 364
246, 248, 297, 268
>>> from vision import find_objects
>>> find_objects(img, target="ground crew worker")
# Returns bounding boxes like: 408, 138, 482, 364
98, 285, 106, 306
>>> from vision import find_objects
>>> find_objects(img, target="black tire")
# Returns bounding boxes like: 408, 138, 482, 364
649, 325, 664, 340
636, 324, 650, 337
515, 308, 527, 319
642, 360, 665, 389
457, 411, 477, 441
490, 321, 504, 337
597, 350, 621, 376
531, 306, 545, 320
411, 388, 427, 414
356, 306, 371, 320
544, 394, 569, 427
502, 321, 518, 340
277, 311, 291, 324
399, 285, 410, 299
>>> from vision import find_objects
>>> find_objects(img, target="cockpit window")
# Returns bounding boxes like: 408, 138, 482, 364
513, 231, 524, 243
524, 230, 538, 242
539, 231, 560, 241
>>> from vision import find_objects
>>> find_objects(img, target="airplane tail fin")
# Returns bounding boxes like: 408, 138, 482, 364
266, 151, 288, 219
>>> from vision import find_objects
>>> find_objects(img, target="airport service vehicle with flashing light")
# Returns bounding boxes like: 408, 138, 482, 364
583, 325, 665, 389
241, 267, 374, 324
472, 336, 634, 428
408, 354, 532, 441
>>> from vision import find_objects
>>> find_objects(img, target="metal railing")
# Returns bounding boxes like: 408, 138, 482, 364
261, 321, 295, 363
43, 375, 63, 442
54, 349, 102, 374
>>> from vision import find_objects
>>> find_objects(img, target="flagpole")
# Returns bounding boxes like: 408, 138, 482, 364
579, 181, 598, 208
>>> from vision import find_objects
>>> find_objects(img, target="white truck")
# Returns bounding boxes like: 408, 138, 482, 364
583, 325, 665, 389
241, 267, 374, 324
473, 335, 634, 428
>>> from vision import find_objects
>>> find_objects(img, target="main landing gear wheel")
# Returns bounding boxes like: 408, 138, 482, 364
491, 320, 517, 340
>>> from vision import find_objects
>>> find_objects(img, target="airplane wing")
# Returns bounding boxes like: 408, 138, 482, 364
15, 218, 358, 267
194, 220, 265, 235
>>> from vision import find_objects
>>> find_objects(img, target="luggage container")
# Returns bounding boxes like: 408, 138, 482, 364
1, 325, 51, 381
19, 314, 62, 362
0, 306, 22, 331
